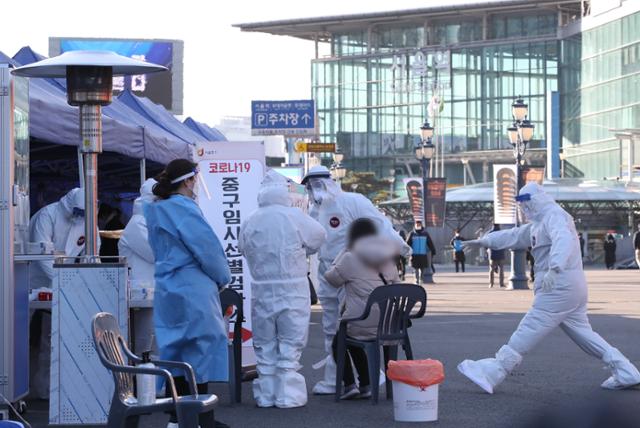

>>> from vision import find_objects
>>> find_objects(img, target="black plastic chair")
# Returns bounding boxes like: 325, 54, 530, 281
334, 283, 427, 404
92, 312, 218, 428
219, 288, 243, 404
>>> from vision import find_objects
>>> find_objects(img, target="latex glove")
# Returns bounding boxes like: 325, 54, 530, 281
541, 269, 558, 292
462, 238, 488, 250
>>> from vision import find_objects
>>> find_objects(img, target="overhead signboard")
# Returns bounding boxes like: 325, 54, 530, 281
294, 142, 336, 153
50, 37, 183, 114
251, 100, 315, 136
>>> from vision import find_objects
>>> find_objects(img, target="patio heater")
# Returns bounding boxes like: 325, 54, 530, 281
11, 52, 166, 424
12, 51, 166, 257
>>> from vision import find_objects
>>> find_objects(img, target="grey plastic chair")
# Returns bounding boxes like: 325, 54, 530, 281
92, 312, 218, 428
334, 283, 427, 404
219, 288, 243, 404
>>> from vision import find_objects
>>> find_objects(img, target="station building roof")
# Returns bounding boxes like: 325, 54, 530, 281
234, 0, 581, 41
382, 179, 640, 206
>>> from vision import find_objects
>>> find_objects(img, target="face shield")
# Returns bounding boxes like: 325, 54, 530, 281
515, 192, 533, 223
306, 178, 329, 205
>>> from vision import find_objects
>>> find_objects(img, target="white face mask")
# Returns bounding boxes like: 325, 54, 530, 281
186, 177, 198, 201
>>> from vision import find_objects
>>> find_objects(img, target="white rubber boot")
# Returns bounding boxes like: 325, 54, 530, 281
312, 355, 336, 395
252, 372, 277, 407
601, 348, 640, 390
457, 345, 522, 394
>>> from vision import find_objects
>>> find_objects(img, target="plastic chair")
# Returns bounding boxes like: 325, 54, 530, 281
334, 283, 427, 404
219, 288, 243, 404
92, 312, 218, 428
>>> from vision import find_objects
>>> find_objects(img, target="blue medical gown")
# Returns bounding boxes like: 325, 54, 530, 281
144, 195, 231, 383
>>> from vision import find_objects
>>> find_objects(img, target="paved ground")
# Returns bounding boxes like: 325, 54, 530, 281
21, 268, 640, 427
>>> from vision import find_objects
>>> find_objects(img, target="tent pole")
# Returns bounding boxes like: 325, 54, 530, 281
140, 158, 146, 187
77, 146, 85, 188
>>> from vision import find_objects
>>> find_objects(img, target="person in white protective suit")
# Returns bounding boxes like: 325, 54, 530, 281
119, 178, 157, 286
28, 187, 98, 399
29, 188, 93, 287
118, 178, 157, 353
458, 182, 640, 394
302, 165, 411, 394
239, 170, 327, 408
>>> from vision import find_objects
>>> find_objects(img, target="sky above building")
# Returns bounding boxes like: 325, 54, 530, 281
2, 0, 484, 125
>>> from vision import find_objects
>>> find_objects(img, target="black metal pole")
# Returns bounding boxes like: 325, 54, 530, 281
509, 133, 529, 290
421, 153, 434, 284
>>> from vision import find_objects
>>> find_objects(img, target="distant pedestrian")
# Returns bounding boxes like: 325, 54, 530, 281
487, 225, 505, 288
633, 224, 640, 268
603, 234, 616, 270
451, 229, 466, 273
406, 220, 436, 284
578, 232, 585, 260
396, 229, 407, 280
526, 248, 535, 282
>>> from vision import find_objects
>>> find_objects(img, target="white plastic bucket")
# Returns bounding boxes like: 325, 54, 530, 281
392, 381, 439, 422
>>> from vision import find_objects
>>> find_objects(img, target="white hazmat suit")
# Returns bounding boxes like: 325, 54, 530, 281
29, 188, 90, 288
458, 182, 640, 393
239, 170, 326, 408
118, 179, 157, 353
302, 166, 411, 394
119, 179, 156, 287
28, 187, 97, 399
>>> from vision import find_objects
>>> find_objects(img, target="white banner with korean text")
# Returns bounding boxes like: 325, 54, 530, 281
493, 164, 518, 225
194, 141, 265, 366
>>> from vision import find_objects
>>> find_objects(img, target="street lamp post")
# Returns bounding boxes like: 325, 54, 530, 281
415, 120, 436, 284
507, 97, 535, 290
332, 148, 346, 185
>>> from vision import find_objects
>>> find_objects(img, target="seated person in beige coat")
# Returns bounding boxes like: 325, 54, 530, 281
324, 217, 406, 400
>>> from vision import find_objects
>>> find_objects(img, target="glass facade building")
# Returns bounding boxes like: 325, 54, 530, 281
239, 0, 639, 183
562, 9, 640, 179
310, 8, 564, 184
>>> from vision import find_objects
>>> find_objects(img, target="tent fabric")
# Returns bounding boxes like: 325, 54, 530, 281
183, 117, 227, 141
6, 47, 196, 164
117, 90, 206, 145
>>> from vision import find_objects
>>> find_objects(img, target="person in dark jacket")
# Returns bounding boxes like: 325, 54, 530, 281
526, 248, 535, 282
488, 225, 506, 288
406, 220, 436, 284
450, 229, 466, 273
603, 234, 617, 270
396, 229, 408, 280
578, 232, 585, 261
633, 224, 640, 268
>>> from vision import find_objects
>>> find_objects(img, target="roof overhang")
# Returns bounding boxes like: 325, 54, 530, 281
234, 0, 581, 41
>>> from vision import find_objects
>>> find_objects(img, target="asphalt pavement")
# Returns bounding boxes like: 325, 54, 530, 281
21, 268, 640, 427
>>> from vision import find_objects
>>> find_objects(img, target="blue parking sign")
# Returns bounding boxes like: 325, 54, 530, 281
251, 100, 315, 136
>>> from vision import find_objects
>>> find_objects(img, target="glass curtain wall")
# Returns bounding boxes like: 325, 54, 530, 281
562, 11, 640, 179
312, 15, 559, 180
